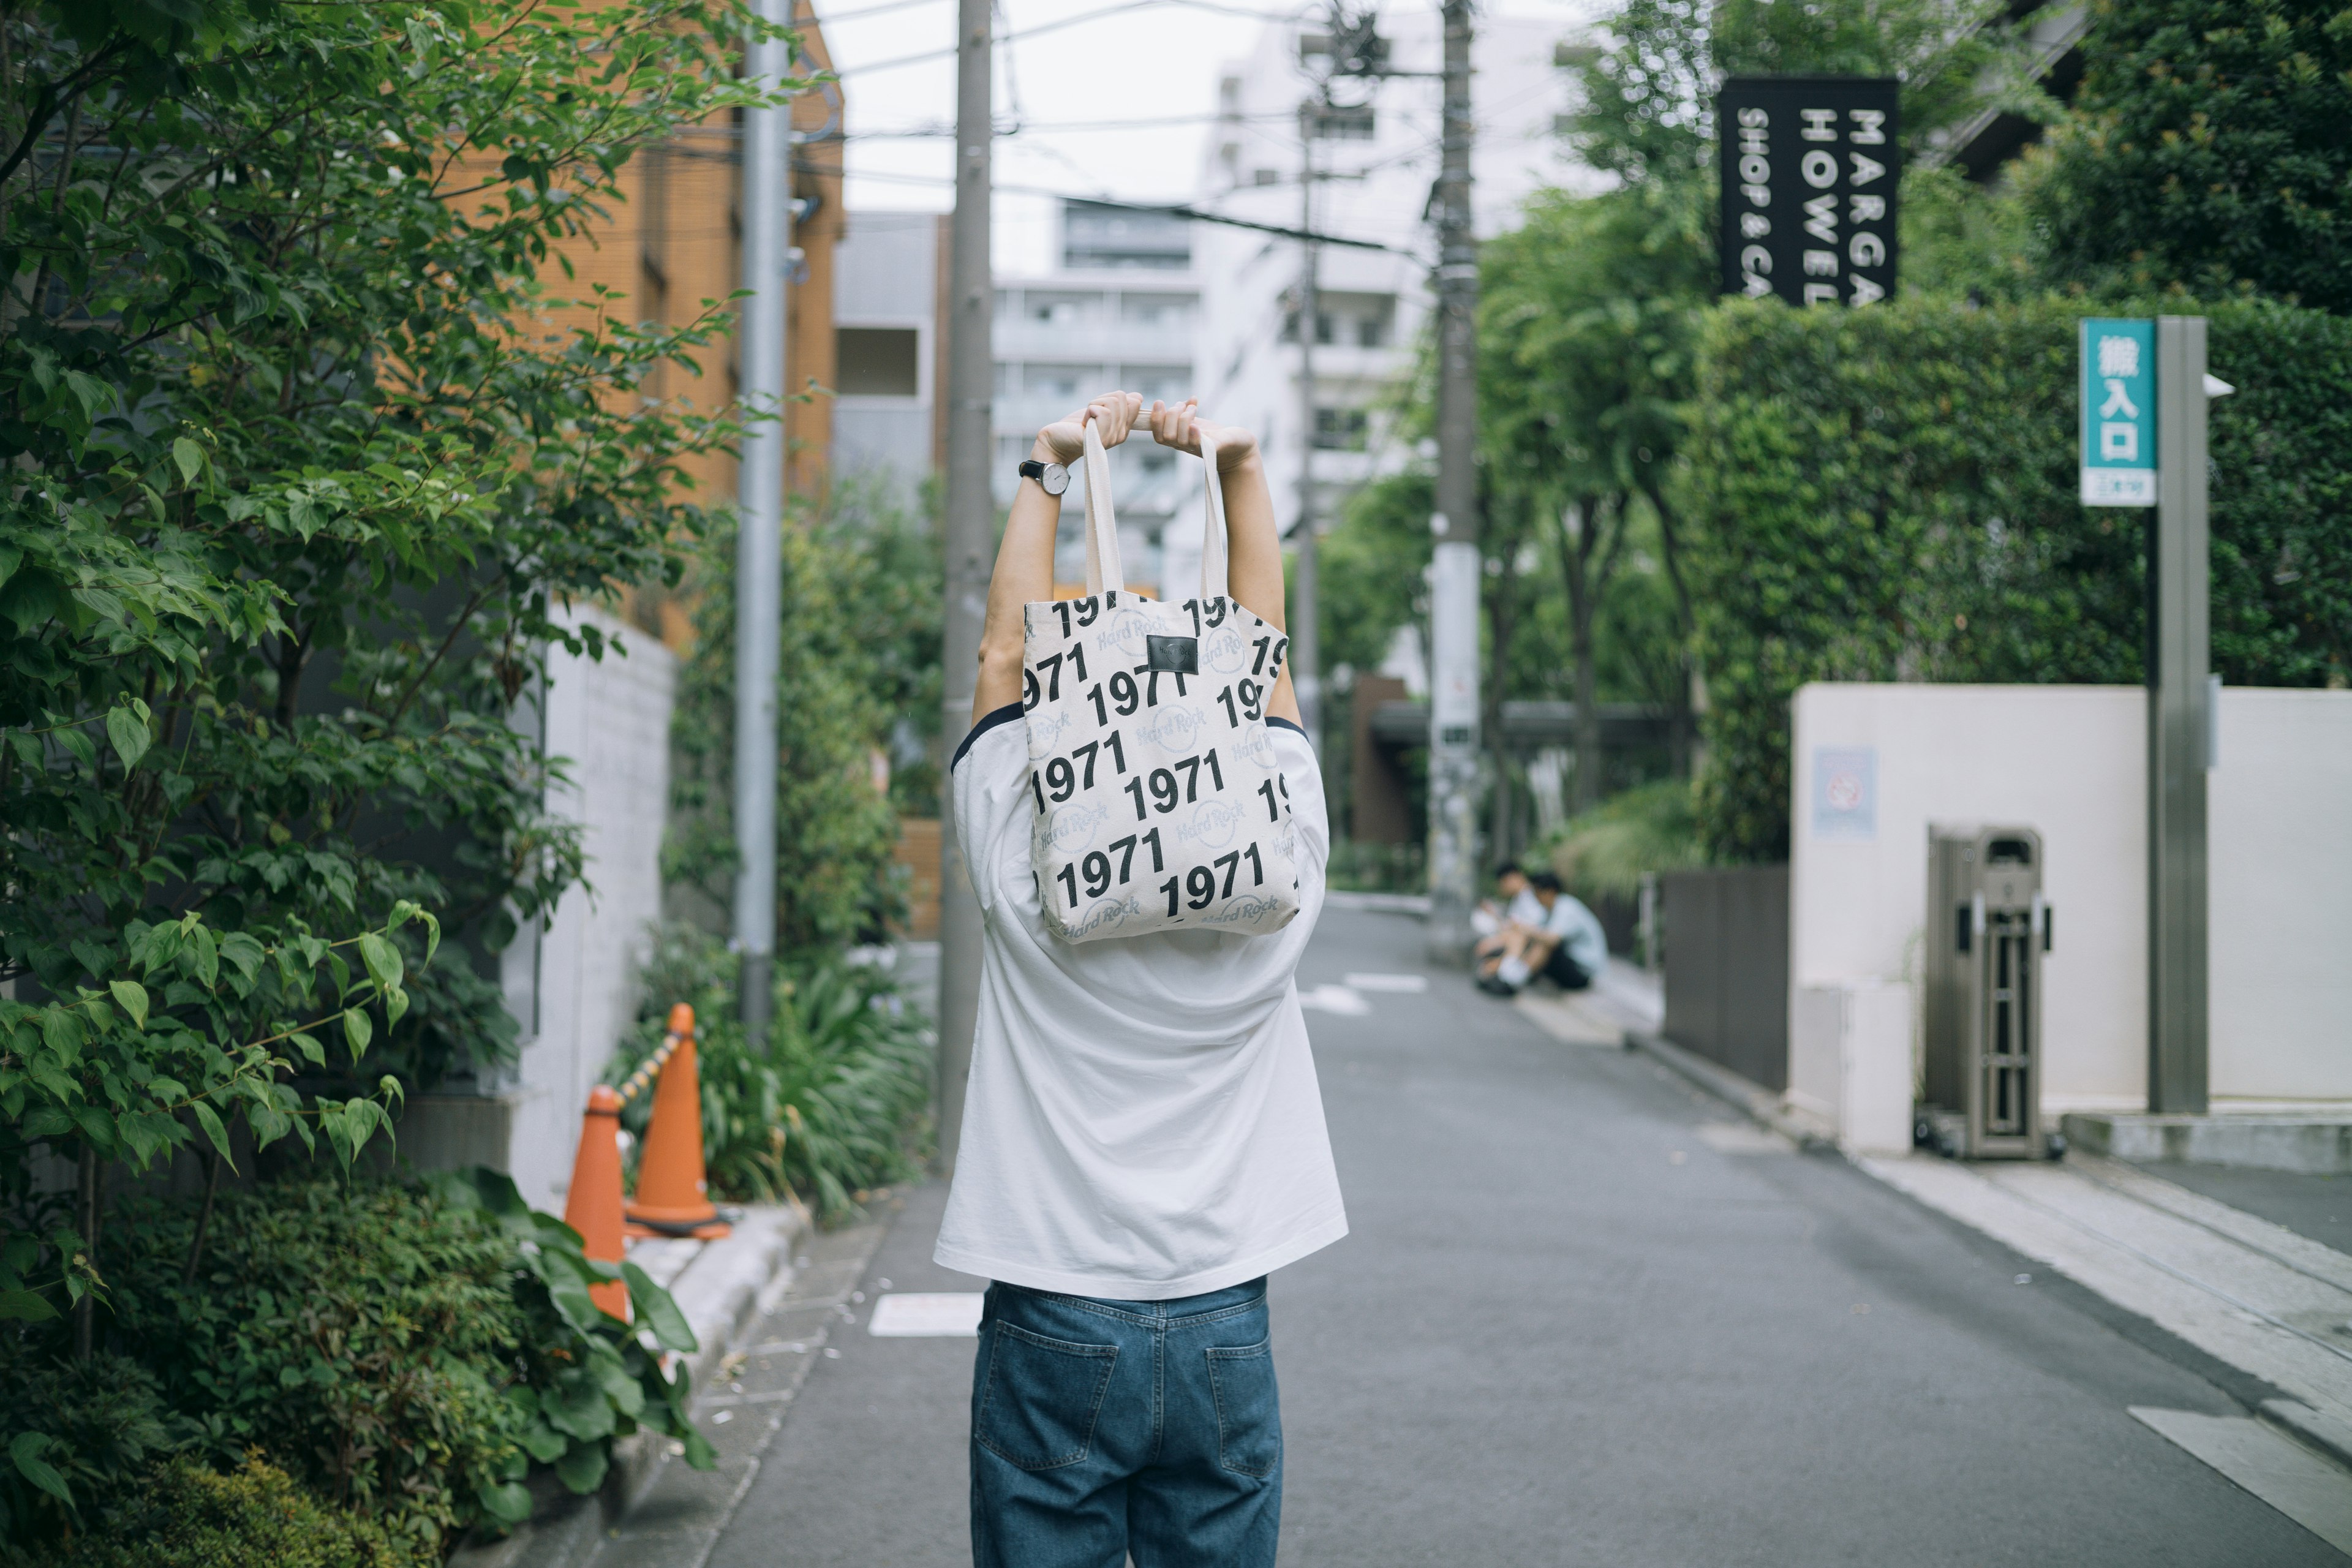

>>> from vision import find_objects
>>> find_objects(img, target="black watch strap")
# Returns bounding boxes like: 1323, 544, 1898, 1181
1019, 458, 1069, 496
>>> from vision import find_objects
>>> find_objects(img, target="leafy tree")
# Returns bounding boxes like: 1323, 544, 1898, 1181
2021, 0, 2352, 312
0, 0, 783, 1334
666, 483, 934, 952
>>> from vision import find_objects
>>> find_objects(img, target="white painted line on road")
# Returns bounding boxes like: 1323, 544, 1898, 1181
2132, 1408, 2352, 1555
1300, 983, 1372, 1016
869, 1292, 984, 1337
1344, 972, 1429, 993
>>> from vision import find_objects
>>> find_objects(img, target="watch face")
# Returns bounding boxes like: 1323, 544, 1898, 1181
1041, 462, 1069, 496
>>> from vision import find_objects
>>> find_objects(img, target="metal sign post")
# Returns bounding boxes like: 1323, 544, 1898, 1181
2081, 316, 2229, 1115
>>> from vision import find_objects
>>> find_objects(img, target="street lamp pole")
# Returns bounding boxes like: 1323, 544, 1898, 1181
733, 0, 793, 1045
1425, 0, 1480, 962
934, 0, 993, 1173
1292, 102, 1324, 753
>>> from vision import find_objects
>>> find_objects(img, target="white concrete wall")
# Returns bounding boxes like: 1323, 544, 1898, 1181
2209, 690, 2352, 1101
1789, 684, 2352, 1120
504, 609, 678, 1212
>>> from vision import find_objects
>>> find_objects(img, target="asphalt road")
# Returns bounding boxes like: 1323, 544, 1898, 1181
696, 906, 2336, 1566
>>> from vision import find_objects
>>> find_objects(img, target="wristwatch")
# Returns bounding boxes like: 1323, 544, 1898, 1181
1019, 458, 1071, 497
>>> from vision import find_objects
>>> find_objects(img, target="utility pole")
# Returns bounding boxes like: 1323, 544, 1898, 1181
1425, 0, 1480, 962
935, 0, 992, 1173
733, 0, 793, 1045
1292, 101, 1324, 752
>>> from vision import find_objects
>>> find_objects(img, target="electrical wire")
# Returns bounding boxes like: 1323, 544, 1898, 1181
796, 160, 1404, 251
831, 0, 1306, 77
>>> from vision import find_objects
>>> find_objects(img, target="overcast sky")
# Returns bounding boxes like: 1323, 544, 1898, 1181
810, 0, 1604, 272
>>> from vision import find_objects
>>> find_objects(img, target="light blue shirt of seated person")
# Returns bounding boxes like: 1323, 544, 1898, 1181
1541, 893, 1610, 977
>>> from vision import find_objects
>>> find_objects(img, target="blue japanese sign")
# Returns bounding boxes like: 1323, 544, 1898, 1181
2081, 318, 2155, 507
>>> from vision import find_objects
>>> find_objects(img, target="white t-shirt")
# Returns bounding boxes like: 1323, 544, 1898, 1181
936, 704, 1348, 1300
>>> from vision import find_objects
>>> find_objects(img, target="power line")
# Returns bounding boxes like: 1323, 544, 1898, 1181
831, 0, 1305, 77
800, 160, 1404, 251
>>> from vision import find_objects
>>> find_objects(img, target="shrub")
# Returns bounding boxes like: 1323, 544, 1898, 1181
617, 925, 933, 1221
1541, 780, 1708, 903
92, 1180, 526, 1558
0, 1353, 190, 1553
13, 1174, 710, 1559
36, 1457, 426, 1568
1680, 293, 2352, 861
2019, 0, 2352, 314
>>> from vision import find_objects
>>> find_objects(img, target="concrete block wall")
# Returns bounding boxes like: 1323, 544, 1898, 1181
502, 608, 679, 1213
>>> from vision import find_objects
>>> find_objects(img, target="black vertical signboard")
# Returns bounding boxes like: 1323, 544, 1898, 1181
1717, 77, 1901, 307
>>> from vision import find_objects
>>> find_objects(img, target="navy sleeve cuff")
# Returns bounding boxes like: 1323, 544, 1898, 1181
1266, 717, 1309, 740
952, 703, 1025, 771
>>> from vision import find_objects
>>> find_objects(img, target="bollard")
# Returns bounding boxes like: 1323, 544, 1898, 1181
560, 1085, 630, 1319
625, 1003, 731, 1240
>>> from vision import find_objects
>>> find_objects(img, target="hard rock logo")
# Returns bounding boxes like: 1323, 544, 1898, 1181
1042, 800, 1109, 850
1064, 892, 1142, 939
1136, 702, 1205, 753
1180, 796, 1246, 851
1025, 708, 1073, 756
1200, 893, 1289, 929
1099, 604, 1155, 660
1202, 625, 1248, 675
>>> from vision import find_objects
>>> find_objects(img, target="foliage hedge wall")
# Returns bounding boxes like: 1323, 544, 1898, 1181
1682, 294, 2352, 862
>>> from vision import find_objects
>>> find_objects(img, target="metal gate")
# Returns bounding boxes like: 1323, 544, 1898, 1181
1923, 826, 2053, 1159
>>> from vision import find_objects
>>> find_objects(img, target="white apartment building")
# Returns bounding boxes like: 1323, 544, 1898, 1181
831, 209, 941, 495
993, 201, 1204, 597
1193, 11, 1579, 545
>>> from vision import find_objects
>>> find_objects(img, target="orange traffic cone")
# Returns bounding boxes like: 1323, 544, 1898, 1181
625, 1003, 731, 1240
562, 1085, 630, 1319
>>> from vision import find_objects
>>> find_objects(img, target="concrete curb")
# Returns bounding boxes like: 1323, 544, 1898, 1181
450, 1203, 808, 1567
1623, 1028, 1837, 1152
2064, 1112, 2352, 1174
2263, 1398, 2352, 1475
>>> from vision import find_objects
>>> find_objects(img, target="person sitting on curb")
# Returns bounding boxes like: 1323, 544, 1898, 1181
1471, 861, 1543, 968
938, 390, 1344, 1568
1477, 870, 1607, 997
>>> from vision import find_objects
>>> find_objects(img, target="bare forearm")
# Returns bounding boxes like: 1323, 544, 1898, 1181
1216, 453, 1300, 723
973, 435, 1061, 723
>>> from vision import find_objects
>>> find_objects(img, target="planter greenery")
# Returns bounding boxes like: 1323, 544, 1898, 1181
614, 927, 933, 1223
1, 1172, 710, 1561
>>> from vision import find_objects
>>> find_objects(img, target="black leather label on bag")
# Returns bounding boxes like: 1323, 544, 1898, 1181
1145, 635, 1199, 673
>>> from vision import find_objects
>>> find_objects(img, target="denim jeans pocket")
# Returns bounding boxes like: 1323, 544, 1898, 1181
1205, 1337, 1281, 1479
975, 1321, 1119, 1471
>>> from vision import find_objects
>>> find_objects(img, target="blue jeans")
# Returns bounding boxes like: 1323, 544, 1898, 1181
970, 1278, 1281, 1568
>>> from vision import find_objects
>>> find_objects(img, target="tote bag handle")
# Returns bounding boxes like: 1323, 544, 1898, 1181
1194, 428, 1229, 602
1082, 415, 1231, 603
1080, 418, 1126, 597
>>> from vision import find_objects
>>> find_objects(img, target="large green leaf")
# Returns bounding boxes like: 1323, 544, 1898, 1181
621, 1262, 699, 1354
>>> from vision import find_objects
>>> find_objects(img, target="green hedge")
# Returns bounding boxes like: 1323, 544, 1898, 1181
1681, 294, 2352, 861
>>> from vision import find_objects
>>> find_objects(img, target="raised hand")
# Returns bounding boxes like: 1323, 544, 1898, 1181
1146, 399, 1259, 473
1037, 391, 1145, 464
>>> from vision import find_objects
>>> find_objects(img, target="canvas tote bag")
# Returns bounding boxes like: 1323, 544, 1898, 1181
1022, 421, 1302, 942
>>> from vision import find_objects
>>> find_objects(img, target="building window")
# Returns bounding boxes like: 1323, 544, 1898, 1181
1308, 106, 1374, 141
1313, 407, 1368, 450
1253, 168, 1280, 187
1062, 199, 1191, 271
835, 327, 919, 397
